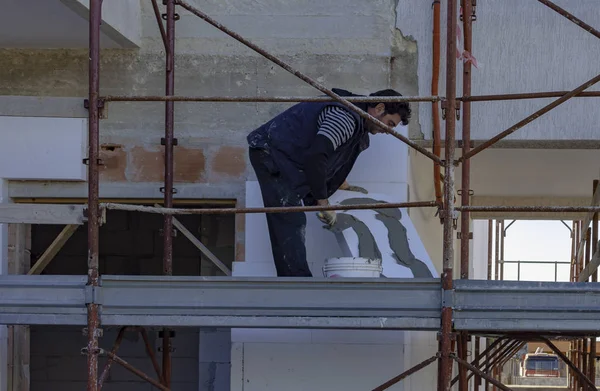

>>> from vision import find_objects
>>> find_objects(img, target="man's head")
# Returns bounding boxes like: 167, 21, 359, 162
365, 89, 412, 135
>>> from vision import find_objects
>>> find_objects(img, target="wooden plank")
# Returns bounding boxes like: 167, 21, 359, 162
165, 208, 231, 276
0, 204, 85, 225
27, 225, 79, 275
575, 182, 600, 267
577, 240, 600, 282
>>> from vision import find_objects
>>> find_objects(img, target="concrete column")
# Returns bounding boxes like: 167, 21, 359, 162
0, 179, 8, 391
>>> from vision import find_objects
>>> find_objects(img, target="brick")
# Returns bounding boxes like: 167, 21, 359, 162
128, 146, 206, 183
174, 147, 206, 183
128, 146, 163, 182
211, 146, 246, 178
100, 144, 127, 182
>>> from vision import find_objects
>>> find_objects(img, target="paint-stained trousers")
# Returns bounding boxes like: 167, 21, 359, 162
248, 148, 313, 277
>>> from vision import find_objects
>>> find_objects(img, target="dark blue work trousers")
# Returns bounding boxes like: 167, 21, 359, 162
248, 148, 313, 277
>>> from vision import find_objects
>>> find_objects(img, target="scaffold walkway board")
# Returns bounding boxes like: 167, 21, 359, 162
1, 275, 599, 332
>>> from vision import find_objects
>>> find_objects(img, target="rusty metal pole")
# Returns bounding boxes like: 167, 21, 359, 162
495, 221, 500, 280
500, 220, 505, 280
543, 338, 597, 391
451, 337, 509, 386
591, 181, 599, 388
438, 0, 458, 389
474, 336, 481, 389
535, 0, 600, 40
583, 229, 592, 391
458, 2, 473, 388
457, 72, 600, 163
570, 220, 577, 390
486, 220, 493, 390
452, 354, 515, 391
371, 354, 440, 391
86, 1, 102, 391
161, 0, 176, 387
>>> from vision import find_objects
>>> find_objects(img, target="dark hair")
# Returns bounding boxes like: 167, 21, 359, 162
368, 89, 412, 126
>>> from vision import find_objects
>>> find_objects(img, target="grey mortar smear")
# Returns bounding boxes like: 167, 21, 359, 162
329, 197, 433, 278
327, 213, 382, 261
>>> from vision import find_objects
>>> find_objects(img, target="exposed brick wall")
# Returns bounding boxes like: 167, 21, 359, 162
29, 210, 234, 390
100, 144, 216, 184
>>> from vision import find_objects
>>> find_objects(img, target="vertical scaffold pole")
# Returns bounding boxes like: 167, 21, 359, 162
86, 0, 102, 390
438, 0, 458, 389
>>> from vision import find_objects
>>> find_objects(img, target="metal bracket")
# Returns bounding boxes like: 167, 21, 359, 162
437, 331, 457, 341
160, 187, 178, 195
457, 189, 475, 196
81, 327, 104, 338
80, 347, 102, 356
162, 13, 180, 21
161, 137, 178, 146
82, 158, 104, 166
84, 286, 103, 305
457, 232, 473, 240
159, 228, 178, 237
459, 0, 477, 21
455, 101, 461, 120
441, 100, 447, 120
452, 210, 459, 230
441, 286, 455, 308
84, 98, 107, 118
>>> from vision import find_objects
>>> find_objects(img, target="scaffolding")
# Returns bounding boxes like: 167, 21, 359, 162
1, 0, 600, 390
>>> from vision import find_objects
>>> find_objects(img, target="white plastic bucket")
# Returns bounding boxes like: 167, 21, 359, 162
322, 257, 382, 278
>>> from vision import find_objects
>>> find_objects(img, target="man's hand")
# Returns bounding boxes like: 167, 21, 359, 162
316, 199, 337, 226
339, 180, 368, 194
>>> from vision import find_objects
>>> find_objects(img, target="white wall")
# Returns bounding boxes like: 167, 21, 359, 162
0, 117, 88, 181
398, 0, 600, 142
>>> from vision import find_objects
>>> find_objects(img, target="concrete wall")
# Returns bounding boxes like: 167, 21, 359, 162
0, 0, 419, 265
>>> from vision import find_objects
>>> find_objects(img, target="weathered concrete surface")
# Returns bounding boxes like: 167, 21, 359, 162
0, 0, 419, 266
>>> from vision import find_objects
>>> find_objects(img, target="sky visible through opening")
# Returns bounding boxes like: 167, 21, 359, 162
497, 220, 574, 282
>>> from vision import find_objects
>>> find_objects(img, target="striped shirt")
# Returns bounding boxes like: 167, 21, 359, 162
316, 106, 357, 150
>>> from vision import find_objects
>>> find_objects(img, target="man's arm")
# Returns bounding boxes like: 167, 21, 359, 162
304, 106, 357, 202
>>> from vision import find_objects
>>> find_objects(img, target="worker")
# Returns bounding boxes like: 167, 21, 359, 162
247, 88, 411, 277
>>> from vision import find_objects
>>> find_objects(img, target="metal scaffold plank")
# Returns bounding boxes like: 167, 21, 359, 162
452, 280, 600, 333
4, 276, 600, 332
0, 275, 442, 330
0, 275, 88, 325
99, 276, 442, 329
0, 204, 86, 225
